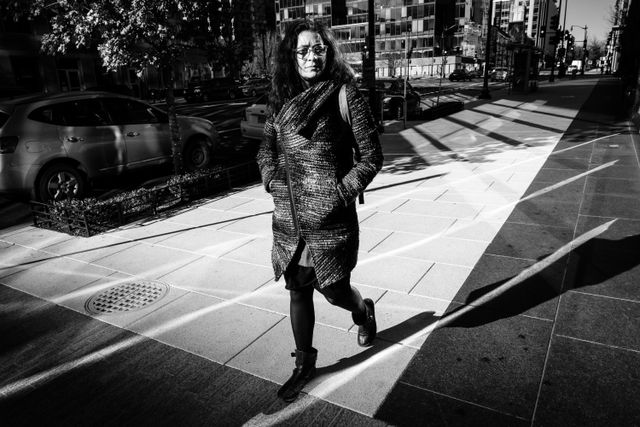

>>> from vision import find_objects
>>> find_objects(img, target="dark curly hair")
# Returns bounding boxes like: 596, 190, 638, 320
268, 19, 355, 115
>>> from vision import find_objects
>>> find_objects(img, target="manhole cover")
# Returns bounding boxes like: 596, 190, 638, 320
85, 280, 170, 315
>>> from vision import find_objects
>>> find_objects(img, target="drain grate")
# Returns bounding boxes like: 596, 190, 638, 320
85, 280, 170, 315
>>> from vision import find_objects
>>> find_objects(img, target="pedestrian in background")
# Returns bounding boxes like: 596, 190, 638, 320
257, 18, 383, 403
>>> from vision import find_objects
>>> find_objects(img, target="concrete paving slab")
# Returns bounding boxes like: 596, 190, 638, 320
555, 291, 640, 351
360, 211, 455, 235
0, 226, 72, 249
153, 227, 254, 257
358, 227, 392, 253
410, 262, 473, 302
352, 253, 432, 293
220, 237, 272, 266
0, 257, 114, 300
127, 291, 285, 364
39, 233, 139, 263
534, 335, 640, 426
445, 219, 505, 242
90, 243, 202, 279
158, 256, 273, 300
371, 232, 488, 267
399, 313, 553, 420
107, 219, 190, 244
392, 198, 484, 220
373, 290, 448, 348
218, 211, 272, 234
580, 192, 640, 219
166, 208, 244, 228
585, 175, 640, 195
484, 222, 575, 260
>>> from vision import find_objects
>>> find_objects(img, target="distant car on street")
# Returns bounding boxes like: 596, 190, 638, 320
239, 77, 271, 98
490, 67, 510, 82
0, 91, 219, 201
360, 77, 422, 119
184, 77, 242, 103
448, 69, 473, 82
240, 95, 267, 140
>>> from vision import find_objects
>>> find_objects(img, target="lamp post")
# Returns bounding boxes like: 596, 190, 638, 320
437, 23, 458, 106
571, 24, 588, 75
478, 0, 494, 99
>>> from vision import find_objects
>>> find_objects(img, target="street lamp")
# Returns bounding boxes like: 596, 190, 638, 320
570, 24, 588, 75
437, 23, 459, 106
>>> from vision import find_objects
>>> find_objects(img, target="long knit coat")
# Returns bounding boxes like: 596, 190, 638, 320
257, 80, 383, 289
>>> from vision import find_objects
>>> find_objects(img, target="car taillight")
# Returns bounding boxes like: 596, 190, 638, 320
0, 136, 19, 153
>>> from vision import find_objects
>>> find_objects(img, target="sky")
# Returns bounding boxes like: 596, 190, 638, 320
560, 0, 616, 42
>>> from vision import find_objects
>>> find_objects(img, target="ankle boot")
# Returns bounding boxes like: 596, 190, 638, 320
353, 298, 376, 347
278, 347, 317, 402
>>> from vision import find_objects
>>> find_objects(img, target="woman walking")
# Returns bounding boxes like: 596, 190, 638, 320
257, 19, 384, 403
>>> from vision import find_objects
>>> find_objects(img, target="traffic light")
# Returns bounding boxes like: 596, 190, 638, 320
564, 30, 571, 41
567, 35, 574, 50
407, 47, 413, 60
540, 25, 546, 37
550, 14, 559, 30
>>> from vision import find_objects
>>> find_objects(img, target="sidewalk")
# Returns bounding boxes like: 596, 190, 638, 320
1, 76, 639, 426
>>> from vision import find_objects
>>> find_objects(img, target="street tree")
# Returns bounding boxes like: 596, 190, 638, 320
5, 0, 215, 174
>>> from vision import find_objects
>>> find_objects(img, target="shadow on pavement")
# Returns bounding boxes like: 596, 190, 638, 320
448, 233, 640, 328
314, 310, 439, 379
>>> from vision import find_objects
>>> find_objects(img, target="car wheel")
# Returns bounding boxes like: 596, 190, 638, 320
184, 136, 212, 171
37, 163, 86, 202
229, 90, 236, 100
251, 89, 257, 97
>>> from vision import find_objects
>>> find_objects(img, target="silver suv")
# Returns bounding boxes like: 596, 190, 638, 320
0, 91, 219, 201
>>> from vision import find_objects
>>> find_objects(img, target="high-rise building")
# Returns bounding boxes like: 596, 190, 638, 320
276, 0, 484, 77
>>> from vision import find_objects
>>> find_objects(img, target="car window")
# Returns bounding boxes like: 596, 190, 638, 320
102, 98, 168, 125
29, 99, 109, 126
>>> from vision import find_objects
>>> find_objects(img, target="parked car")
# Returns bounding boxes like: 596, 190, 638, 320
360, 77, 422, 119
490, 67, 510, 82
448, 69, 473, 82
184, 77, 242, 103
240, 95, 267, 140
0, 91, 219, 201
239, 77, 271, 98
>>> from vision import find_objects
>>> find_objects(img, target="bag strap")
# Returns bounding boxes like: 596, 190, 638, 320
339, 84, 351, 126
339, 84, 364, 205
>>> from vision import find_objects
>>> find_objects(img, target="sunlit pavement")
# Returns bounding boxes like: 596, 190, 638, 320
1, 76, 639, 426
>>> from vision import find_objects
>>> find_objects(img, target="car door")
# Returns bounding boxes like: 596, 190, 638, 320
54, 98, 124, 176
103, 97, 171, 169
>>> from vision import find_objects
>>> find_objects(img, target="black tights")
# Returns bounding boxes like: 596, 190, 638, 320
287, 271, 367, 352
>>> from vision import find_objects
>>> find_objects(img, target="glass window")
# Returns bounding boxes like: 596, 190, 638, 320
29, 99, 108, 126
102, 98, 168, 125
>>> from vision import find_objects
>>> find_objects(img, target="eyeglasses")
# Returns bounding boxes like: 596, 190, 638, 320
295, 44, 328, 59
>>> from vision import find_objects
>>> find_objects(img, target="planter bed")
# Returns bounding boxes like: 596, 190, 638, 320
31, 162, 260, 237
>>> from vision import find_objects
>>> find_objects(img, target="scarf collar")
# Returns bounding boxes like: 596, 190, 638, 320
275, 80, 342, 135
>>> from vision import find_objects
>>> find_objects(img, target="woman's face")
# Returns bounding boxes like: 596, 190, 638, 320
295, 30, 328, 84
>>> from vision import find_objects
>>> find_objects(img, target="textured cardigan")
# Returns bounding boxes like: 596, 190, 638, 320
257, 80, 383, 288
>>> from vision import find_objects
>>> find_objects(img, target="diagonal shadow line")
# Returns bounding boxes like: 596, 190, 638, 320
443, 115, 524, 146
410, 126, 467, 158
366, 173, 448, 193
490, 100, 631, 129
314, 311, 439, 378
0, 210, 274, 271
466, 107, 564, 133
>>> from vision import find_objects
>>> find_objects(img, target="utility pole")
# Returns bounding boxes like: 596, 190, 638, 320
365, 0, 378, 126
479, 0, 494, 99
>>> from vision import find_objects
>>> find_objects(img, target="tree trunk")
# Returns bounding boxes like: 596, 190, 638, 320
165, 65, 183, 174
